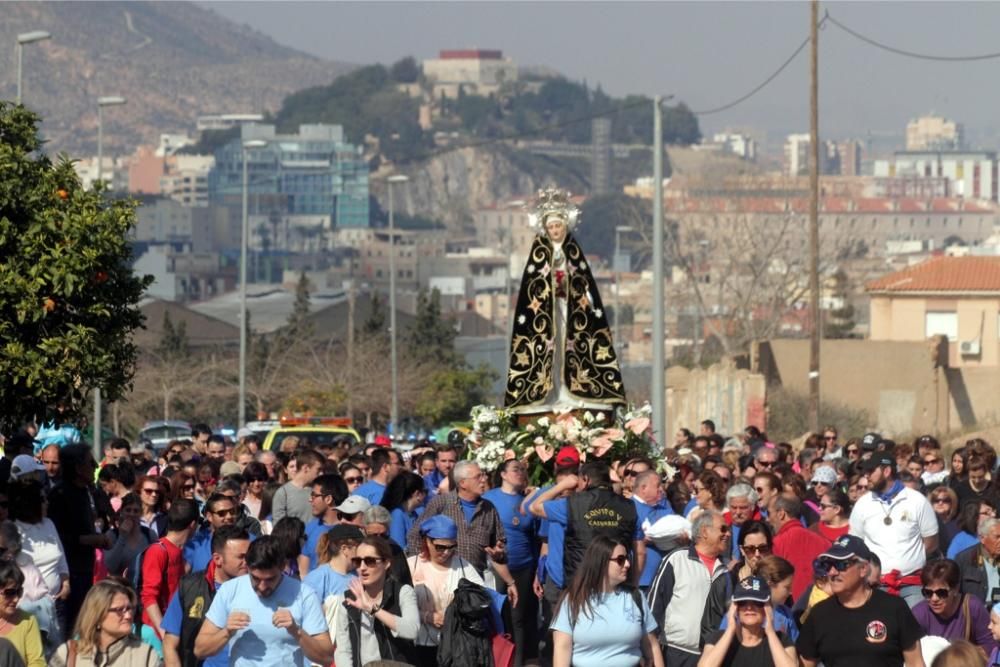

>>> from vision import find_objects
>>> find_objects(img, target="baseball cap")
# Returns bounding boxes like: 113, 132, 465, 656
732, 576, 771, 604
810, 466, 837, 486
860, 432, 881, 452
419, 515, 459, 540
555, 446, 580, 467
335, 496, 372, 514
10, 455, 45, 480
859, 454, 894, 473
326, 525, 364, 542
219, 461, 242, 478
819, 534, 873, 561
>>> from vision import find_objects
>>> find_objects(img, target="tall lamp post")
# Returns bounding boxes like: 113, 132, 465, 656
613, 225, 633, 350
93, 95, 126, 458
239, 139, 268, 429
387, 174, 409, 436
15, 31, 50, 105
652, 96, 666, 444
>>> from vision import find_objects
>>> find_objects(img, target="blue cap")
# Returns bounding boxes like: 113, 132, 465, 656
419, 515, 458, 540
732, 576, 770, 604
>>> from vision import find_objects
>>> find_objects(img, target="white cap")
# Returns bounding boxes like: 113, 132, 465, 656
10, 455, 46, 480
334, 496, 372, 514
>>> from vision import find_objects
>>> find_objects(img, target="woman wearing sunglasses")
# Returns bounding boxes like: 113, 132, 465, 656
334, 535, 419, 667
911, 559, 996, 656
0, 561, 43, 666
51, 578, 158, 667
700, 575, 797, 667
701, 520, 773, 647
810, 488, 851, 542
551, 535, 663, 667
404, 515, 483, 664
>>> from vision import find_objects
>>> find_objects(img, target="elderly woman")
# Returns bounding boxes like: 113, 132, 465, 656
406, 515, 485, 664
700, 576, 797, 667
912, 558, 996, 655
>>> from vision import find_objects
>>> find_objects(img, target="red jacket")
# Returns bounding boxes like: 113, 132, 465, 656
140, 537, 185, 630
773, 520, 831, 600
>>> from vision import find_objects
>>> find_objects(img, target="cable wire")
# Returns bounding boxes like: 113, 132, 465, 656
691, 16, 826, 116
827, 11, 1000, 61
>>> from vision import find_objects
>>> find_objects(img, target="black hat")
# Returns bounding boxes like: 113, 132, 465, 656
732, 576, 771, 604
860, 432, 881, 452
326, 525, 364, 542
819, 534, 873, 562
859, 454, 894, 473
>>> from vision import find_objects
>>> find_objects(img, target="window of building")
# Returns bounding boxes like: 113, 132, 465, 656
925, 311, 958, 341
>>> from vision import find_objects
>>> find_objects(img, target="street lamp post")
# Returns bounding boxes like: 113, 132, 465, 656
239, 139, 268, 429
613, 225, 633, 351
387, 174, 409, 436
93, 95, 126, 459
652, 96, 666, 444
15, 31, 50, 105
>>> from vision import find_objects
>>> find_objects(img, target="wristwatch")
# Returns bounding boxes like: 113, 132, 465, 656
369, 603, 381, 615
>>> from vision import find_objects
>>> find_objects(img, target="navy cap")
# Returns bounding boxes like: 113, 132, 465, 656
861, 432, 881, 452
732, 576, 771, 604
819, 534, 873, 562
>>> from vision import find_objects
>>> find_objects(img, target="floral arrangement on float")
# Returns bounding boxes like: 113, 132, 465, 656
465, 402, 663, 484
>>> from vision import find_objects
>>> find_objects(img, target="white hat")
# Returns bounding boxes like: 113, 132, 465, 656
10, 455, 46, 480
334, 496, 372, 514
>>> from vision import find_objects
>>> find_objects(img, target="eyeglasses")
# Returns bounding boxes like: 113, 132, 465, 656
846, 448, 859, 455
810, 481, 830, 487
756, 461, 775, 468
718, 525, 730, 534
344, 476, 363, 485
608, 555, 629, 567
753, 487, 767, 495
211, 507, 237, 518
932, 497, 952, 505
924, 458, 940, 465
431, 542, 457, 553
623, 469, 640, 477
741, 544, 770, 555
350, 556, 384, 568
338, 512, 359, 522
310, 492, 330, 499
819, 503, 839, 510
824, 436, 837, 441
0, 587, 22, 600
921, 587, 951, 600
141, 488, 160, 495
818, 558, 859, 572
107, 604, 133, 618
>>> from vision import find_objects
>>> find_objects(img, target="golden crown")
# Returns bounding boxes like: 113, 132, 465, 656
526, 187, 579, 234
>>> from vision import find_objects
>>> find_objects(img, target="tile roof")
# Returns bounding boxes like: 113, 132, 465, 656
866, 256, 1000, 293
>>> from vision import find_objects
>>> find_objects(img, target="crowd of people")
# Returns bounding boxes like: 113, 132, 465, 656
0, 419, 998, 666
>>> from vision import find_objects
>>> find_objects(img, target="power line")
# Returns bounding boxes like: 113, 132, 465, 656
826, 11, 1000, 62
691, 16, 827, 116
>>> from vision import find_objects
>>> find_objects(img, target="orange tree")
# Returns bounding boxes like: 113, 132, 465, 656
0, 103, 151, 432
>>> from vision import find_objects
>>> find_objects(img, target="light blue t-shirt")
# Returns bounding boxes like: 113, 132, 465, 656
204, 573, 327, 667
302, 565, 354, 603
550, 588, 657, 667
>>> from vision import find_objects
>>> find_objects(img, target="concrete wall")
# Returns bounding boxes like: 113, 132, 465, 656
666, 358, 767, 438
757, 339, 953, 436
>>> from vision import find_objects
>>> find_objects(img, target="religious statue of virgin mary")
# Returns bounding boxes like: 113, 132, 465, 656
504, 188, 626, 413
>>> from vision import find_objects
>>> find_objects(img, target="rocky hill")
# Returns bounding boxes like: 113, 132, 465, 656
1, 1, 353, 155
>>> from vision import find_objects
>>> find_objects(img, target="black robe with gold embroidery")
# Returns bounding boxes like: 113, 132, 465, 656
504, 232, 626, 409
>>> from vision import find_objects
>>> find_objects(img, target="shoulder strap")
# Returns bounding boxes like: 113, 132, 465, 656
964, 594, 972, 642
626, 585, 645, 628
67, 639, 77, 667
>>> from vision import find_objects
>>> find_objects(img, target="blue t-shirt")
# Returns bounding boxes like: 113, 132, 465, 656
551, 588, 658, 667
183, 527, 213, 573
459, 497, 477, 524
541, 495, 569, 589
302, 565, 354, 603
682, 497, 699, 517
162, 578, 228, 667
423, 470, 446, 499
633, 496, 674, 587
483, 488, 537, 571
203, 573, 328, 667
948, 531, 978, 559
389, 508, 416, 550
302, 517, 336, 572
354, 480, 386, 506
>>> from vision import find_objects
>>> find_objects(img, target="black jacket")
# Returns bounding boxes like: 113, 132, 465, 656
564, 486, 637, 582
343, 577, 416, 667
437, 578, 494, 667
955, 543, 988, 602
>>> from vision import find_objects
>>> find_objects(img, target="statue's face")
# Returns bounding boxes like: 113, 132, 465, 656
545, 217, 568, 244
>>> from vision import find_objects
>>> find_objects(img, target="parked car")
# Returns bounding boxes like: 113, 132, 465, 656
138, 420, 192, 453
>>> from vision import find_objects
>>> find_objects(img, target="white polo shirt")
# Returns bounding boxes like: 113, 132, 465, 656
849, 485, 938, 575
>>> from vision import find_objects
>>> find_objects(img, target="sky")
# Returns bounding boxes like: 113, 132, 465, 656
203, 2, 1000, 153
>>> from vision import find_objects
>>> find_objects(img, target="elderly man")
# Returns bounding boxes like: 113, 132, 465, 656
632, 470, 674, 591
648, 510, 729, 667
754, 446, 779, 474
724, 482, 761, 561
850, 453, 938, 607
770, 493, 831, 601
955, 516, 1000, 605
406, 460, 518, 606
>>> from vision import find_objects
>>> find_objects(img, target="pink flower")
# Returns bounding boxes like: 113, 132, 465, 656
626, 417, 650, 436
604, 428, 625, 440
591, 436, 614, 458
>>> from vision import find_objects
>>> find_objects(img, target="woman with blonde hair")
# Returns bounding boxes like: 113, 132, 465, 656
51, 579, 158, 666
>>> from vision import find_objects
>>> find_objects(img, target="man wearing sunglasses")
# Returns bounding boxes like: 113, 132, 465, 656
797, 535, 925, 667
301, 474, 349, 575
184, 493, 241, 573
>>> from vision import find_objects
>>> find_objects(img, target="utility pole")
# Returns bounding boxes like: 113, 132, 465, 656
808, 0, 821, 432
652, 97, 665, 443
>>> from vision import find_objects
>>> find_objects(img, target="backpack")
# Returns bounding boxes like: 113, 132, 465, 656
128, 540, 167, 620
437, 578, 494, 667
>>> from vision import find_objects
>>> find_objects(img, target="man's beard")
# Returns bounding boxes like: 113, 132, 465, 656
871, 475, 890, 493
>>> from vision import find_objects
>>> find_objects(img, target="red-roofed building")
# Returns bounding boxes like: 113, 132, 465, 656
867, 256, 1000, 366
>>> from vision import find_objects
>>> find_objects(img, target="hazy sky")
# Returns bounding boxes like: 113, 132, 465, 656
203, 2, 1000, 151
